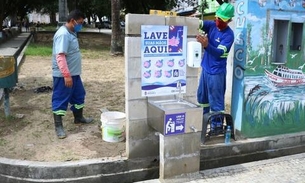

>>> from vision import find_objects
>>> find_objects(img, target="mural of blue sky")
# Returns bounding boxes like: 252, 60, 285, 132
246, 0, 305, 50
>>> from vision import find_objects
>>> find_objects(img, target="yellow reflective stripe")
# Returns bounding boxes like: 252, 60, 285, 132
53, 110, 66, 116
74, 104, 84, 109
217, 45, 227, 53
199, 103, 210, 108
210, 110, 225, 113
218, 45, 228, 58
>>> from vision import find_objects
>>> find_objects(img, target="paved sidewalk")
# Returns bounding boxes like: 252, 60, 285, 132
139, 153, 305, 183
188, 152, 305, 183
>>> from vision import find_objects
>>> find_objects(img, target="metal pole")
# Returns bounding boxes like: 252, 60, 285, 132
4, 88, 10, 118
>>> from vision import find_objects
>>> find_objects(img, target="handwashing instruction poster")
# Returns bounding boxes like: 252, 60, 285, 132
141, 25, 187, 97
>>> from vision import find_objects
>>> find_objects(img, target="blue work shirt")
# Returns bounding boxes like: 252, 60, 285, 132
200, 20, 234, 74
52, 26, 82, 77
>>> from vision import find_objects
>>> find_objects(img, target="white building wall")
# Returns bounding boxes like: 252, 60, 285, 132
28, 12, 59, 23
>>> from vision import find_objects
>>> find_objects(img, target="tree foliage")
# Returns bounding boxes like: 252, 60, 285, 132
0, 0, 180, 28
34, 0, 58, 24
0, 0, 184, 54
70, 0, 111, 23
0, 0, 61, 28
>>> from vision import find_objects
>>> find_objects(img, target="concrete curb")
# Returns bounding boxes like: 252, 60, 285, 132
0, 157, 159, 183
0, 132, 305, 182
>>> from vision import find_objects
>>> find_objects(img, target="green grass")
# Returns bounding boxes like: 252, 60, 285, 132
25, 43, 53, 56
40, 25, 57, 31
25, 42, 111, 58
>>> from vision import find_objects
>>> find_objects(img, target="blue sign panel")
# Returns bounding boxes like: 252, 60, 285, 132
164, 113, 185, 135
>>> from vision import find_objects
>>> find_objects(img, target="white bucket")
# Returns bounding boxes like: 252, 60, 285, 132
100, 111, 126, 143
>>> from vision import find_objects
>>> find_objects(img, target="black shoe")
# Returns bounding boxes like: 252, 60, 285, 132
73, 108, 93, 124
53, 114, 66, 139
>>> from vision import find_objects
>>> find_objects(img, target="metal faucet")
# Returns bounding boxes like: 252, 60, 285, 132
190, 125, 198, 132
176, 81, 182, 102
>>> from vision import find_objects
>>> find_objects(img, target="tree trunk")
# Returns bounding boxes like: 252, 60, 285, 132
59, 0, 68, 24
0, 1, 4, 30
50, 12, 57, 25
85, 13, 91, 25
110, 0, 123, 55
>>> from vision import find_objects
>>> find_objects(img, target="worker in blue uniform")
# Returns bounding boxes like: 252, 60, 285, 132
196, 3, 235, 133
52, 9, 93, 139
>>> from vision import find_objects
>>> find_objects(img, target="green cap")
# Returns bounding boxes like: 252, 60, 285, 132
215, 3, 234, 21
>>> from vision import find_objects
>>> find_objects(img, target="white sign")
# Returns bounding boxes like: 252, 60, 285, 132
141, 25, 187, 97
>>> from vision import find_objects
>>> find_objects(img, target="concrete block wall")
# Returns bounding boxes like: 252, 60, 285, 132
159, 132, 201, 180
125, 14, 165, 159
125, 13, 201, 160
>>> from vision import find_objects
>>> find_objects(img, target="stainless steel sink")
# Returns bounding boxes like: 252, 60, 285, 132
153, 100, 197, 110
147, 99, 203, 135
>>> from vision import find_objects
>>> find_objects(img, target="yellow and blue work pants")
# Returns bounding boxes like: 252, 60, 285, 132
52, 75, 86, 116
197, 69, 226, 129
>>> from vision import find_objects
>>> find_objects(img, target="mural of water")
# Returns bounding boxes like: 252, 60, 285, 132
243, 76, 305, 137
231, 0, 305, 138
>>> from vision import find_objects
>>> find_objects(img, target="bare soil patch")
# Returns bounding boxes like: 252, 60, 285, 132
0, 54, 126, 162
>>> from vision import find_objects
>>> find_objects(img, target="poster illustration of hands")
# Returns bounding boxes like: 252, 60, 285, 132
141, 25, 187, 97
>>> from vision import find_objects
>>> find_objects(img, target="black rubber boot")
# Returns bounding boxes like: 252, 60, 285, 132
73, 108, 93, 124
53, 114, 66, 139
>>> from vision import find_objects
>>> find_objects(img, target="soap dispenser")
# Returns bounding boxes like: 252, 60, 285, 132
187, 41, 202, 68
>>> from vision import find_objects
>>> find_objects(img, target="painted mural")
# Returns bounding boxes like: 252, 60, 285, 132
232, 0, 305, 138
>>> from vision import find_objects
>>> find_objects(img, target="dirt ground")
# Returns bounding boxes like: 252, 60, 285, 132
0, 49, 232, 162
0, 54, 126, 162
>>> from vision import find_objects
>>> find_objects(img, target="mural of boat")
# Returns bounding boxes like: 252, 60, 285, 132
265, 65, 305, 87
